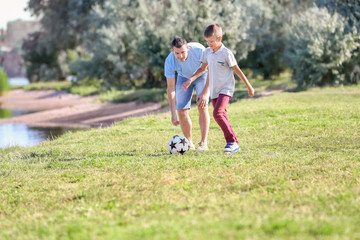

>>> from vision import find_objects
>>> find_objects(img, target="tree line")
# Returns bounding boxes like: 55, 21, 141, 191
23, 0, 359, 89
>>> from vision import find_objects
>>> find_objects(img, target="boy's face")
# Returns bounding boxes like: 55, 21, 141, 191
172, 45, 189, 62
205, 35, 222, 51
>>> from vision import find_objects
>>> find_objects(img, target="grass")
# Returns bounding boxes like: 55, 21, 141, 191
22, 81, 73, 92
0, 70, 11, 96
99, 88, 167, 104
16, 80, 167, 103
0, 84, 359, 239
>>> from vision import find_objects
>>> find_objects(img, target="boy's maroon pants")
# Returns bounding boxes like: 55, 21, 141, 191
211, 94, 239, 144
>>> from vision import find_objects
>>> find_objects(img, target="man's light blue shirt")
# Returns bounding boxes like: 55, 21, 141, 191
164, 42, 205, 79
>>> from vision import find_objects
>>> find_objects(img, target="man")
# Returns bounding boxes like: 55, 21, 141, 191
164, 37, 210, 151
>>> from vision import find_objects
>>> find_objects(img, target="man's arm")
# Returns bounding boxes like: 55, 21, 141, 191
166, 77, 180, 126
182, 63, 208, 91
196, 73, 210, 109
232, 65, 255, 97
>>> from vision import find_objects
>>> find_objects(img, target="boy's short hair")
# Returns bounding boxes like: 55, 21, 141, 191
171, 37, 187, 48
204, 24, 223, 38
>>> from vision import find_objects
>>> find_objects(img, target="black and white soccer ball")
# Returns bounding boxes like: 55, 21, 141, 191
168, 135, 190, 155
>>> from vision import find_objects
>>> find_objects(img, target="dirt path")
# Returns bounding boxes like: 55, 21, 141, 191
0, 90, 165, 128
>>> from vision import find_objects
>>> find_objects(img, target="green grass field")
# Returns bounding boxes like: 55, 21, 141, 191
1, 85, 359, 239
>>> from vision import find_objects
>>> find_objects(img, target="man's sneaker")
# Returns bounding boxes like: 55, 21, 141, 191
223, 142, 240, 154
197, 142, 208, 151
189, 143, 196, 150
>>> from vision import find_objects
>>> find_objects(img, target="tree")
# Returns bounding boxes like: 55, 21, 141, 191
316, 0, 360, 84
22, 32, 58, 82
71, 0, 260, 88
238, 0, 315, 79
23, 0, 104, 81
285, 7, 359, 87
71, 0, 211, 88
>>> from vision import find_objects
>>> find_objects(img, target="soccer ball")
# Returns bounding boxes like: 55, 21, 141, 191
168, 135, 190, 155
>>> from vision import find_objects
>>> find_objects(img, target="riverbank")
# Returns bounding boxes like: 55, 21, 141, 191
0, 90, 165, 128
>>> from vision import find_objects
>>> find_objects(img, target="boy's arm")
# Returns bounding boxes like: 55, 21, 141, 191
166, 77, 180, 126
232, 65, 255, 97
182, 63, 208, 91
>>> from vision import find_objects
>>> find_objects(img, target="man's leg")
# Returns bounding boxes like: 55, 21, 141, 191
197, 104, 210, 145
176, 75, 195, 149
193, 73, 210, 149
177, 109, 194, 148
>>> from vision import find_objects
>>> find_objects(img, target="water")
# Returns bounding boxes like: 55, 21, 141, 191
8, 77, 30, 86
0, 78, 79, 148
0, 123, 76, 148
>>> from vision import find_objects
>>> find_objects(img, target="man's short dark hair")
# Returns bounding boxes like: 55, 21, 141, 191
171, 37, 187, 48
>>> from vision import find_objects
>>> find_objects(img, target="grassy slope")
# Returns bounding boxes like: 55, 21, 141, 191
0, 86, 359, 240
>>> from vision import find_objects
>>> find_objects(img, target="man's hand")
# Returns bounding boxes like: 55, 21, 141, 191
248, 87, 255, 98
182, 79, 192, 91
196, 93, 208, 109
171, 114, 180, 126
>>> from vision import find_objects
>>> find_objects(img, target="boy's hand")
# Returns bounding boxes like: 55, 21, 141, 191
248, 87, 255, 98
182, 79, 192, 91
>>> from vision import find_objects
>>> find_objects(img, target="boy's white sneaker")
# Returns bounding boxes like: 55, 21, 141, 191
197, 142, 208, 151
223, 142, 240, 154
189, 142, 196, 150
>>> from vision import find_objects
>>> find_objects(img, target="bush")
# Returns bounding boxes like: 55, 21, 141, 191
23, 81, 72, 91
285, 7, 360, 87
0, 108, 12, 118
0, 70, 10, 95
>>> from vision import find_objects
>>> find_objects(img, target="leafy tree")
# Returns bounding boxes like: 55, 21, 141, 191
71, 0, 210, 88
23, 0, 104, 81
238, 0, 315, 79
22, 32, 59, 82
316, 0, 360, 84
285, 7, 359, 87
71, 0, 259, 88
316, 0, 360, 31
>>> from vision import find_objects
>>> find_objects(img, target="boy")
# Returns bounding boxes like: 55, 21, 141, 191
164, 37, 210, 151
183, 24, 255, 153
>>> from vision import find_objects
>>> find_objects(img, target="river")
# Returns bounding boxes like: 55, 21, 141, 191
0, 78, 79, 148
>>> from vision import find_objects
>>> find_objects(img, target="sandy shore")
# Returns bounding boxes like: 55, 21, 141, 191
0, 90, 166, 128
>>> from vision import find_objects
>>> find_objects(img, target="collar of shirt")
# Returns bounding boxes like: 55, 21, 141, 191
211, 43, 225, 54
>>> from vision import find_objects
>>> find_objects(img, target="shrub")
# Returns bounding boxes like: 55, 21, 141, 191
285, 7, 360, 87
0, 70, 10, 95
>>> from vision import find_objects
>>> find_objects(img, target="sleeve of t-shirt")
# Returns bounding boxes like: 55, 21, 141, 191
226, 50, 238, 67
201, 49, 208, 64
195, 46, 205, 61
164, 54, 175, 78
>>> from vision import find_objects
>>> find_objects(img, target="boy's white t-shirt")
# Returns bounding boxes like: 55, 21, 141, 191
201, 44, 237, 99
164, 42, 205, 79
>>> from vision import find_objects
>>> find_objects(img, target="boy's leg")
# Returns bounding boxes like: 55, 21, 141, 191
211, 94, 239, 144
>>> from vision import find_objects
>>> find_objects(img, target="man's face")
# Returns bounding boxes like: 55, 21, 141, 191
172, 45, 189, 62
205, 35, 222, 51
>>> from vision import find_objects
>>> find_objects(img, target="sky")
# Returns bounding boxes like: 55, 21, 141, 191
0, 0, 37, 30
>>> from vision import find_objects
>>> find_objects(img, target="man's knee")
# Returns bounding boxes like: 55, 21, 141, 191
178, 109, 189, 118
197, 104, 208, 113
